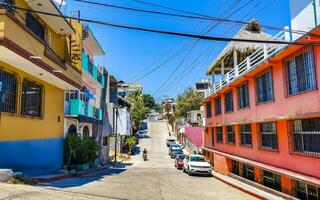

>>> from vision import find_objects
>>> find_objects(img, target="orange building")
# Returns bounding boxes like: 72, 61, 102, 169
202, 24, 320, 199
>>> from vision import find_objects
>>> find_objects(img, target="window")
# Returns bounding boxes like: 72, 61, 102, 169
231, 160, 239, 175
227, 126, 235, 144
21, 80, 42, 117
211, 127, 214, 145
216, 126, 223, 143
295, 180, 320, 200
242, 163, 254, 181
225, 91, 233, 112
238, 82, 250, 109
240, 124, 252, 146
215, 96, 221, 115
83, 126, 90, 137
262, 170, 281, 191
256, 70, 274, 104
26, 12, 45, 40
259, 122, 278, 150
290, 118, 320, 158
97, 72, 103, 84
206, 102, 212, 117
0, 69, 17, 113
286, 48, 317, 96
67, 125, 78, 136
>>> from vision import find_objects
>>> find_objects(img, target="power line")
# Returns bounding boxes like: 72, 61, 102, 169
131, 0, 316, 36
3, 3, 318, 46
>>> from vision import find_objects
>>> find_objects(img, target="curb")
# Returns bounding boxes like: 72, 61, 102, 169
212, 174, 268, 200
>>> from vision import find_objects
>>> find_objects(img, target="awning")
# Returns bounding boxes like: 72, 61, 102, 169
204, 147, 320, 187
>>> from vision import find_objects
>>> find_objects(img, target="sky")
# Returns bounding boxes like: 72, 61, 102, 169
65, 0, 291, 101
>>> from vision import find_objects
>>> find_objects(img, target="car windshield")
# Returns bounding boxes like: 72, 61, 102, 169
190, 156, 206, 162
168, 139, 175, 142
171, 145, 181, 150
172, 149, 182, 153
178, 155, 185, 160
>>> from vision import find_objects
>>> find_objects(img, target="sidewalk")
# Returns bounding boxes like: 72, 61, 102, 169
212, 171, 297, 200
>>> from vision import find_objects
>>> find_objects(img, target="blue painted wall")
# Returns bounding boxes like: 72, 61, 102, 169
0, 138, 63, 176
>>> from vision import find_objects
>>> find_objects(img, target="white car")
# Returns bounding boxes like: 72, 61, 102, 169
183, 155, 212, 176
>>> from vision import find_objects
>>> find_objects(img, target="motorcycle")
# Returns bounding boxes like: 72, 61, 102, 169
142, 153, 148, 161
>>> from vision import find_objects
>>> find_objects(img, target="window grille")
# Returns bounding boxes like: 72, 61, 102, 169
225, 91, 233, 112
216, 126, 223, 143
206, 102, 212, 117
227, 125, 235, 144
238, 82, 250, 109
26, 12, 45, 40
215, 96, 221, 115
289, 118, 320, 158
240, 124, 252, 146
262, 170, 281, 191
259, 122, 278, 150
294, 180, 320, 200
242, 163, 255, 181
285, 47, 317, 96
256, 70, 274, 104
0, 69, 17, 114
21, 80, 42, 117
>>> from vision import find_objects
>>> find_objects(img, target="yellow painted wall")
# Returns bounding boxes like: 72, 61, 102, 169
69, 19, 83, 71
0, 61, 64, 141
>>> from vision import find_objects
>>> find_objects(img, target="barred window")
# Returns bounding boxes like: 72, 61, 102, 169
0, 70, 17, 113
26, 12, 45, 40
295, 180, 320, 200
225, 91, 233, 112
256, 70, 274, 104
238, 82, 250, 109
215, 96, 221, 115
231, 160, 239, 175
206, 102, 212, 117
216, 126, 223, 143
21, 80, 42, 117
290, 118, 320, 158
242, 163, 254, 181
286, 48, 317, 96
240, 124, 252, 146
211, 127, 214, 145
263, 170, 281, 191
227, 126, 235, 144
259, 122, 278, 150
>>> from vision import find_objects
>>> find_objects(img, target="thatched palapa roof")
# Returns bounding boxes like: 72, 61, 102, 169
206, 20, 273, 75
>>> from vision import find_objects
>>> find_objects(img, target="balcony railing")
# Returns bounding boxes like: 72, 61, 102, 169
205, 31, 289, 98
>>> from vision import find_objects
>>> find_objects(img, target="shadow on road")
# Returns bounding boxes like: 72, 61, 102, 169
43, 167, 129, 188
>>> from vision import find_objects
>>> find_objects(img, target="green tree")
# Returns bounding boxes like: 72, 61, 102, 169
125, 135, 136, 156
176, 87, 204, 117
142, 93, 156, 109
128, 91, 149, 132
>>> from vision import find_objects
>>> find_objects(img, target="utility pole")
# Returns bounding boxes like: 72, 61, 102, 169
114, 106, 118, 164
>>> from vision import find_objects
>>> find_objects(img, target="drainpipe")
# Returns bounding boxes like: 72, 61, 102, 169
313, 0, 318, 27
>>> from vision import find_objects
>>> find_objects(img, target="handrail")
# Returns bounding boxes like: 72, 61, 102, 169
205, 31, 289, 98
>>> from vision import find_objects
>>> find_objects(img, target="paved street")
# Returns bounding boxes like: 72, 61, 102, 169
0, 121, 256, 200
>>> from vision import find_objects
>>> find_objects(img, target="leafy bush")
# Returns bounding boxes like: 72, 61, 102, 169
8, 176, 37, 185
64, 134, 100, 168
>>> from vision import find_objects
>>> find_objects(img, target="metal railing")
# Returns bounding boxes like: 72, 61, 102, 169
205, 31, 288, 98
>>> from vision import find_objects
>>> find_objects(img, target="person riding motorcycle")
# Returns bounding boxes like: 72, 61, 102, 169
142, 148, 148, 161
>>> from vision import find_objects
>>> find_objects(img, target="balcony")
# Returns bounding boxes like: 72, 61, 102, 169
204, 31, 289, 98
0, 9, 81, 90
82, 52, 104, 86
64, 91, 102, 120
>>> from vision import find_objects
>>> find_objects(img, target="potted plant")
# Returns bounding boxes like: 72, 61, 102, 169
125, 136, 136, 157
84, 137, 100, 168
75, 138, 90, 171
64, 134, 82, 174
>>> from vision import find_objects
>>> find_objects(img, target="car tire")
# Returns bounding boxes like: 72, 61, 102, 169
187, 167, 192, 176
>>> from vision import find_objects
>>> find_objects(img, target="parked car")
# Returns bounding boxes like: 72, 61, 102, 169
183, 155, 212, 176
138, 130, 145, 138
166, 138, 176, 147
174, 154, 186, 169
169, 144, 183, 158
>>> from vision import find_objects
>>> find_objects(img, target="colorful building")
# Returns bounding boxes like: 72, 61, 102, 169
0, 0, 82, 175
64, 24, 105, 138
202, 13, 320, 200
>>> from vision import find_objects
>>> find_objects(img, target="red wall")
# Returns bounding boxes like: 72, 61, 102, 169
204, 46, 320, 179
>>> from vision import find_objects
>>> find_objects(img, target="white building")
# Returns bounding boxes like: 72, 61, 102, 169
118, 81, 142, 98
290, 0, 320, 40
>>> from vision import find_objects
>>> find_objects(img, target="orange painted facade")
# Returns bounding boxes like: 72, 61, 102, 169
203, 28, 320, 198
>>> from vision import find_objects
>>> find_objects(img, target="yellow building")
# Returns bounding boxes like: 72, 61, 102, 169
0, 0, 82, 175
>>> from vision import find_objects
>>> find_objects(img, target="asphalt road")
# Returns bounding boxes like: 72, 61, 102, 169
0, 120, 257, 200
